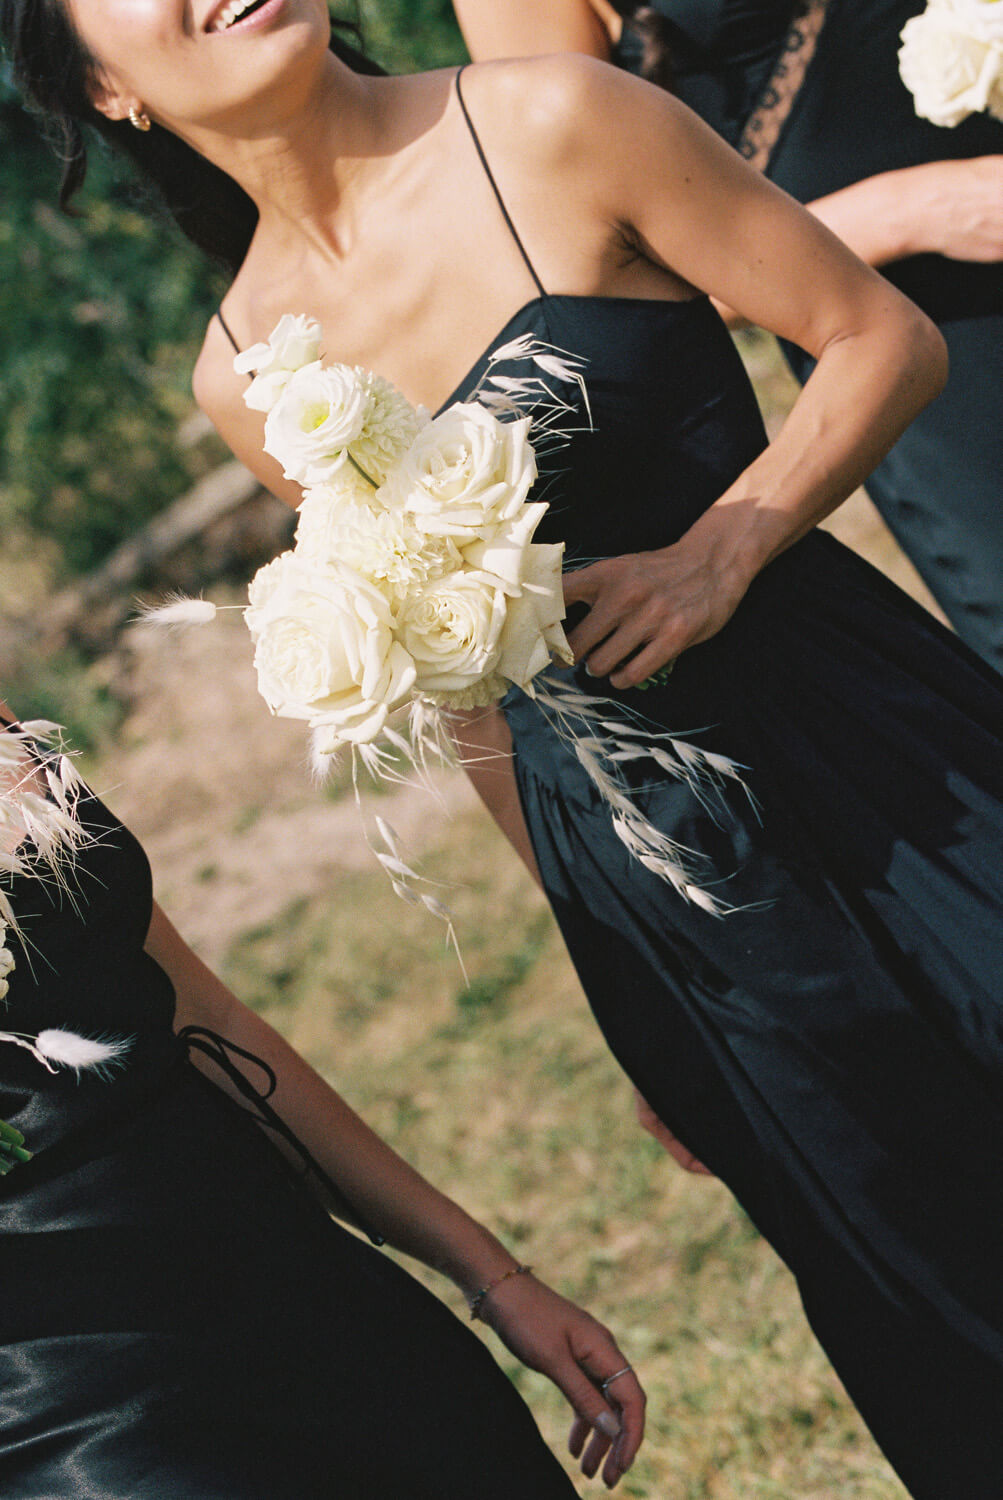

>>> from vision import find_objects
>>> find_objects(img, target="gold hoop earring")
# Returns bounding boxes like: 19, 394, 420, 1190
128, 106, 152, 132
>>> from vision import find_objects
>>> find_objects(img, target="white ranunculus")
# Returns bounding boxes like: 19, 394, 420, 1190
263, 363, 369, 485
393, 406, 537, 540
234, 314, 322, 414
244, 551, 416, 745
400, 570, 510, 695
899, 5, 1003, 124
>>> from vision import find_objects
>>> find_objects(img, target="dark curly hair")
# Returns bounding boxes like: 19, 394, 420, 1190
0, 1, 383, 272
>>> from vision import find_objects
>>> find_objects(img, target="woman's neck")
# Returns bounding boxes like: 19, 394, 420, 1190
179, 60, 450, 262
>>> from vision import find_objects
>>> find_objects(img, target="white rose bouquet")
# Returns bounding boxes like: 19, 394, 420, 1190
146, 317, 746, 920
230, 317, 573, 765
899, 0, 1003, 126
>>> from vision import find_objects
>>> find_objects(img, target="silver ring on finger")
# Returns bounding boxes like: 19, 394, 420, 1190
600, 1365, 634, 1397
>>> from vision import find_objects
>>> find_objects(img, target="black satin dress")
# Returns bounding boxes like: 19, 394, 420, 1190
618, 0, 1003, 670
449, 74, 1003, 1499
0, 772, 575, 1497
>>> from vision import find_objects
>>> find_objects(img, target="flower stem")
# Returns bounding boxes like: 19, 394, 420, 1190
346, 451, 379, 490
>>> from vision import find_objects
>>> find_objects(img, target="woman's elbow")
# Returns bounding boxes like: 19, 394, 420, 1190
899, 302, 949, 409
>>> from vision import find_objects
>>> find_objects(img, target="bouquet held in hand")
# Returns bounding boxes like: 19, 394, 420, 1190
146, 315, 746, 919
237, 315, 572, 764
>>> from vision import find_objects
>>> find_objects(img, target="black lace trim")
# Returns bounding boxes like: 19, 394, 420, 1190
738, 0, 832, 171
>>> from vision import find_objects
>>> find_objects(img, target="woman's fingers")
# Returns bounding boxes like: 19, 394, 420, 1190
563, 547, 730, 681
552, 1337, 646, 1486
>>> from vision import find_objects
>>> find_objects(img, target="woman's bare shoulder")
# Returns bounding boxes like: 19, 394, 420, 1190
191, 313, 302, 506
192, 311, 243, 425
456, 51, 677, 189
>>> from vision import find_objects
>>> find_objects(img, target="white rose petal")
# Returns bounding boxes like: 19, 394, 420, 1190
949, 0, 1003, 43
235, 314, 323, 413
899, 7, 1003, 125
397, 406, 537, 540
459, 502, 549, 594
495, 542, 573, 688
243, 551, 415, 748
264, 362, 369, 485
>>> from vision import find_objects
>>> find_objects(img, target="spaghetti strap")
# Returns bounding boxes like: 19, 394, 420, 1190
216, 307, 242, 355
454, 66, 547, 301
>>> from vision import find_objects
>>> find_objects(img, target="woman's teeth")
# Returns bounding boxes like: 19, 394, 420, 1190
212, 0, 264, 31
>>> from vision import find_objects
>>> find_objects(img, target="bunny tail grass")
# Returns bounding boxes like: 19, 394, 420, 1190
34, 1029, 131, 1077
134, 596, 219, 628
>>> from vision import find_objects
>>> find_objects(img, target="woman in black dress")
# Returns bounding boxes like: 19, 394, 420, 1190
5, 3, 1003, 1496
0, 703, 646, 1495
456, 0, 1003, 671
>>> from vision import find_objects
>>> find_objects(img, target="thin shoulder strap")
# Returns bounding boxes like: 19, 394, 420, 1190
216, 306, 242, 355
454, 65, 547, 300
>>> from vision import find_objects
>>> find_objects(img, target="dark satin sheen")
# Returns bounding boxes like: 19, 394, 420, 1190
452, 293, 1003, 1498
618, 0, 1003, 668
0, 785, 575, 1497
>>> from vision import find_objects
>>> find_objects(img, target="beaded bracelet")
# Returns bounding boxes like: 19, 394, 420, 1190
468, 1264, 534, 1321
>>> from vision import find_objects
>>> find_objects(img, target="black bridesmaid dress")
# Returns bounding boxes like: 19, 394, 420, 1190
0, 749, 575, 1497
617, 0, 1003, 671
450, 74, 1003, 1500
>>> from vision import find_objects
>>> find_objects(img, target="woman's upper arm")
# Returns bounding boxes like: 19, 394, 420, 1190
145, 901, 237, 1031
454, 0, 612, 61
555, 59, 928, 356
192, 318, 304, 509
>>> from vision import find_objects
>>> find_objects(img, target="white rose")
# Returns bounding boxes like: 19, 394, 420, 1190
991, 68, 1003, 118
899, 6, 1003, 125
949, 0, 1003, 44
244, 551, 416, 745
394, 405, 537, 540
234, 314, 323, 414
494, 541, 574, 689
294, 470, 383, 564
400, 570, 510, 695
263, 362, 369, 485
453, 501, 572, 688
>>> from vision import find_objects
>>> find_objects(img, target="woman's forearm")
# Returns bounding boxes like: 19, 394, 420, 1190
807, 157, 1003, 268
688, 299, 949, 583
146, 904, 520, 1294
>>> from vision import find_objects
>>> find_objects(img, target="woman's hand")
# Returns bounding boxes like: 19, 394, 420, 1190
563, 537, 749, 689
634, 1089, 713, 1176
908, 156, 1003, 263
477, 1272, 646, 1489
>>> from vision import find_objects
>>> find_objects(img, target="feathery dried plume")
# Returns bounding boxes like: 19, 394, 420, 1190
0, 1027, 131, 1078
134, 595, 220, 628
